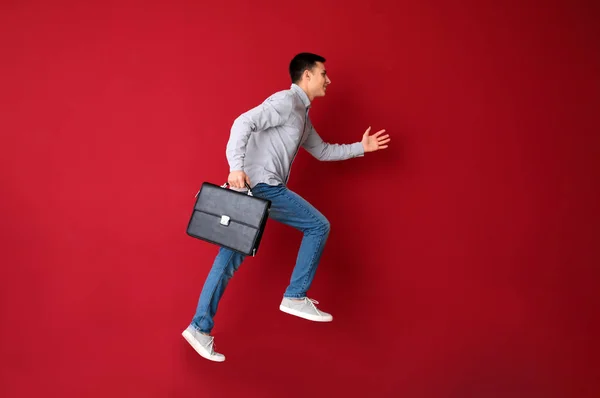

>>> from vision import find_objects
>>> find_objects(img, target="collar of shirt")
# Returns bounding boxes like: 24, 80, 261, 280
290, 83, 311, 109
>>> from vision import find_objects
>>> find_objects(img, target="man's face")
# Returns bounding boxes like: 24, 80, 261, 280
306, 62, 331, 98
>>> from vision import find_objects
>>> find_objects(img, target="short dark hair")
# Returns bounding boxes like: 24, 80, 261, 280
289, 52, 326, 83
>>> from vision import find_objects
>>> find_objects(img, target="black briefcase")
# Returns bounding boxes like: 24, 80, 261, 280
186, 182, 271, 256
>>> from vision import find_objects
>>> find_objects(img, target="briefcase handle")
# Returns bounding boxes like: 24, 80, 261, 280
195, 182, 254, 198
220, 182, 254, 196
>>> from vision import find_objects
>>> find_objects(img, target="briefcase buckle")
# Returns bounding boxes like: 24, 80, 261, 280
220, 215, 231, 226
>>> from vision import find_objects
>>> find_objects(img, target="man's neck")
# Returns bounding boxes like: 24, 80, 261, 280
297, 84, 313, 101
291, 83, 312, 107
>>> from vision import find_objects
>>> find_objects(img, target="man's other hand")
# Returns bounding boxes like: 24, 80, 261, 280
228, 170, 251, 189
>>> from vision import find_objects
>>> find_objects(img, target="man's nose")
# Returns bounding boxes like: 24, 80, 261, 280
326, 76, 331, 84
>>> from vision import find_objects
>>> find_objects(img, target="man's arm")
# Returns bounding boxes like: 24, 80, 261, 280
226, 93, 292, 172
302, 125, 365, 161
303, 125, 390, 161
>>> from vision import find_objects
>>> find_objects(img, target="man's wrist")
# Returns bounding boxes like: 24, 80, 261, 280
360, 141, 368, 154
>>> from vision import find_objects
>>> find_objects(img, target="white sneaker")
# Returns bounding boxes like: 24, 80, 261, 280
182, 326, 225, 362
279, 297, 333, 322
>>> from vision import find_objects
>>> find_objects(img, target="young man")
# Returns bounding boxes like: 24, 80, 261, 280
182, 53, 390, 362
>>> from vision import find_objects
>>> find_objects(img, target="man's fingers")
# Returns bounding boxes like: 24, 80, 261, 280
373, 129, 386, 138
227, 171, 250, 189
378, 138, 391, 145
228, 179, 242, 188
363, 126, 371, 137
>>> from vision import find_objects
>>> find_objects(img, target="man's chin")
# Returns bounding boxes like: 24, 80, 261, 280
313, 89, 327, 98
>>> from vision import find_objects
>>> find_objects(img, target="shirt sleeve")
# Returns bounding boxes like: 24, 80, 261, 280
226, 93, 292, 171
302, 124, 365, 161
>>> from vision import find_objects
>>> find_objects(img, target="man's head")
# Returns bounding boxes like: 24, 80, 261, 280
289, 52, 331, 101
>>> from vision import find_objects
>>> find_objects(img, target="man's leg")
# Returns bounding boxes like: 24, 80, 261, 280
251, 183, 333, 322
191, 247, 246, 333
183, 247, 245, 362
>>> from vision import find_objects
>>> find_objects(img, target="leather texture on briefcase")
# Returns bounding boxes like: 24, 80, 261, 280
186, 182, 271, 256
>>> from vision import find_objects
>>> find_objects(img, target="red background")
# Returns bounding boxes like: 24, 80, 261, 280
1, 0, 599, 397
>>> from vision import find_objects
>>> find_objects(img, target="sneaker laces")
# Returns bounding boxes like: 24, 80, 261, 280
200, 334, 216, 354
304, 297, 323, 315
206, 336, 217, 354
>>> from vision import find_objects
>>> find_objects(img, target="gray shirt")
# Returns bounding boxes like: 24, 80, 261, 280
226, 83, 364, 188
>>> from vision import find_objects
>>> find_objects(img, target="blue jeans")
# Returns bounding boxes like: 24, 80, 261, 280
190, 183, 331, 334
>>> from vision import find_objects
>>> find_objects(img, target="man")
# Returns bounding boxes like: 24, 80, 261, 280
182, 53, 390, 362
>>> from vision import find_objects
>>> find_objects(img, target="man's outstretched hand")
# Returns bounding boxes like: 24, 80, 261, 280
361, 126, 390, 153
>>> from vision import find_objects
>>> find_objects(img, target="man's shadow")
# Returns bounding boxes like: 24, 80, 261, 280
293, 83, 406, 320
227, 82, 407, 336
215, 82, 408, 357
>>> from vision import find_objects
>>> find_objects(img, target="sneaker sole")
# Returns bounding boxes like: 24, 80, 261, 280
279, 305, 333, 322
182, 330, 225, 362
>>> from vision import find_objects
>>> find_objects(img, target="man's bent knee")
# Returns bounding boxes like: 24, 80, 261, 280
315, 218, 330, 236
